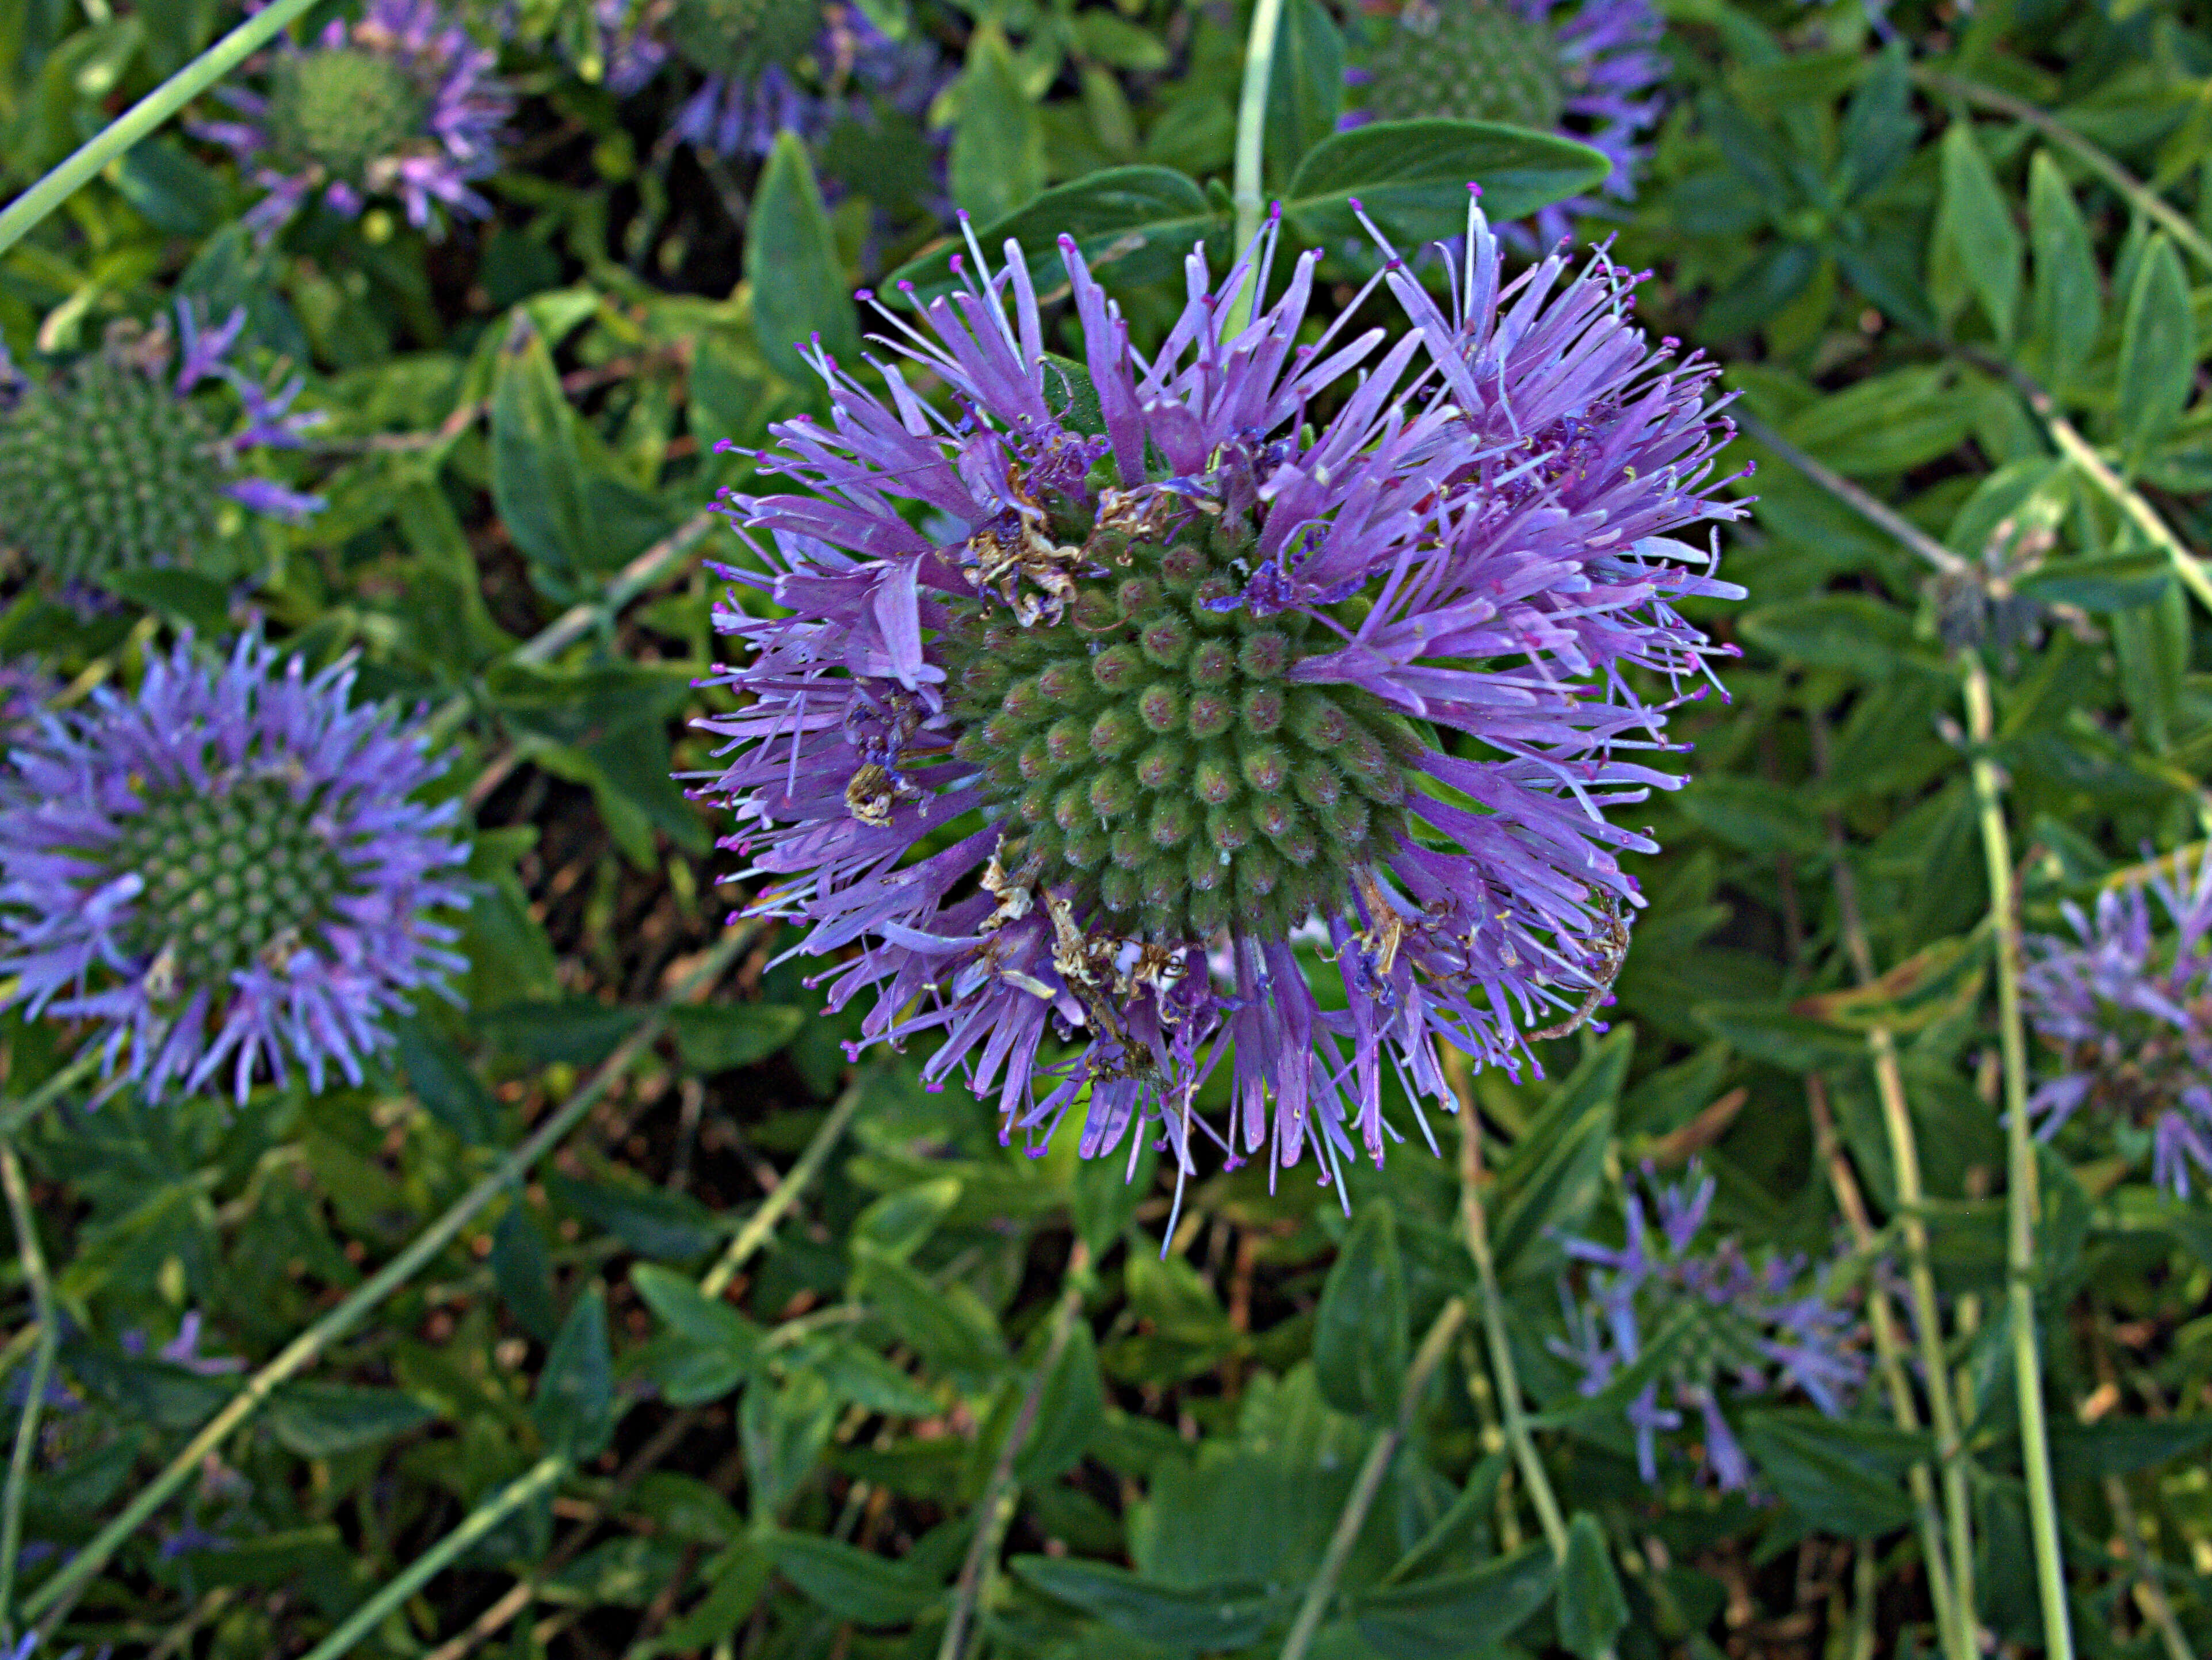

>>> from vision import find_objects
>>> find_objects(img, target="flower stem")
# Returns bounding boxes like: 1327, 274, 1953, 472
1449, 1054, 1570, 1562
1278, 1298, 1468, 1660
1909, 68, 2212, 278
1226, 0, 1286, 333
1806, 1074, 1972, 1660
1962, 654, 2075, 1660
941, 1239, 1093, 1660
20, 926, 753, 1634
0, 0, 324, 260
293, 1453, 570, 1660
1810, 718, 1980, 1658
700, 1078, 863, 1299
0, 1137, 58, 1645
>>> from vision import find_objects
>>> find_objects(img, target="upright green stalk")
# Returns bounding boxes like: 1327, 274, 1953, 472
293, 1455, 570, 1660
1963, 655, 2074, 1660
0, 1139, 57, 1643
0, 0, 324, 260
1278, 1299, 1468, 1660
1225, 0, 1286, 334
1450, 1061, 1569, 1561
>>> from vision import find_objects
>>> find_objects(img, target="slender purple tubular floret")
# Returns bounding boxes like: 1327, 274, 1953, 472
695, 194, 1742, 1209
2022, 848, 2212, 1198
0, 637, 471, 1105
1553, 1165, 1865, 1488
195, 0, 512, 240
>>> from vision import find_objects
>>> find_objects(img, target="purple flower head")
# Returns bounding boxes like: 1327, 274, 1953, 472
0, 305, 323, 585
696, 193, 1740, 1218
1554, 1163, 1864, 1488
0, 635, 471, 1105
2023, 847, 2212, 1199
196, 0, 512, 240
596, 0, 945, 161
1343, 0, 1665, 241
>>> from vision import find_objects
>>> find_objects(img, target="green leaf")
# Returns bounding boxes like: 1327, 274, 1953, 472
1314, 1200, 1409, 1418
1738, 595, 1923, 678
534, 1287, 616, 1461
801, 1339, 938, 1417
2049, 1418, 2212, 1483
885, 166, 1218, 304
1739, 1411, 1923, 1536
1780, 366, 1973, 475
854, 1243, 1007, 1383
2027, 151, 2102, 385
95, 568, 231, 634
477, 998, 647, 1068
492, 1204, 562, 1344
268, 1383, 437, 1458
394, 1017, 498, 1146
1491, 1031, 1630, 1280
547, 1172, 723, 1265
113, 135, 222, 235
1674, 776, 1827, 859
742, 1371, 838, 1520
1350, 1544, 1557, 1660
632, 1264, 763, 1407
1016, 1318, 1106, 1485
747, 131, 859, 387
1557, 1514, 1629, 1660
1933, 121, 2022, 341
490, 314, 594, 599
2016, 551, 2171, 612
1693, 1002, 1870, 1070
949, 25, 1046, 226
668, 1003, 806, 1074
1284, 120, 1611, 248
1264, 0, 1343, 189
855, 1177, 963, 1261
2117, 235, 2195, 472
1013, 1558, 1298, 1649
772, 1533, 941, 1625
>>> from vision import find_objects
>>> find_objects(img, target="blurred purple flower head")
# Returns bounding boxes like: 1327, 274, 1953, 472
2023, 848, 2212, 1198
596, 0, 943, 161
0, 636, 471, 1105
697, 193, 1741, 1212
1553, 1164, 1865, 1488
196, 0, 512, 239
1344, 0, 1665, 241
0, 303, 323, 585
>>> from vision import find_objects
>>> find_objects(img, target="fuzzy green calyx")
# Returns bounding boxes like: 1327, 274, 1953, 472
667, 0, 820, 80
112, 777, 352, 996
267, 48, 427, 180
1361, 0, 1567, 132
941, 522, 1416, 943
0, 360, 228, 581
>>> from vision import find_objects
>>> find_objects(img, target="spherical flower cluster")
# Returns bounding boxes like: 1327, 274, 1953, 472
195, 0, 511, 240
697, 193, 1741, 1203
1344, 0, 1665, 239
0, 636, 471, 1104
2022, 848, 2212, 1198
1552, 1166, 1864, 1489
597, 0, 943, 161
0, 304, 323, 585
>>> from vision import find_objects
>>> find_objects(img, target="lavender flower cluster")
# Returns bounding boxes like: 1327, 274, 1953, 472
196, 0, 513, 239
0, 637, 471, 1105
1553, 1165, 1865, 1489
696, 191, 1744, 1208
2023, 847, 2212, 1198
598, 0, 945, 162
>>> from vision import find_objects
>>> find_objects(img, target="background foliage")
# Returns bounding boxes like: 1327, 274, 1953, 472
2, 0, 2211, 1657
